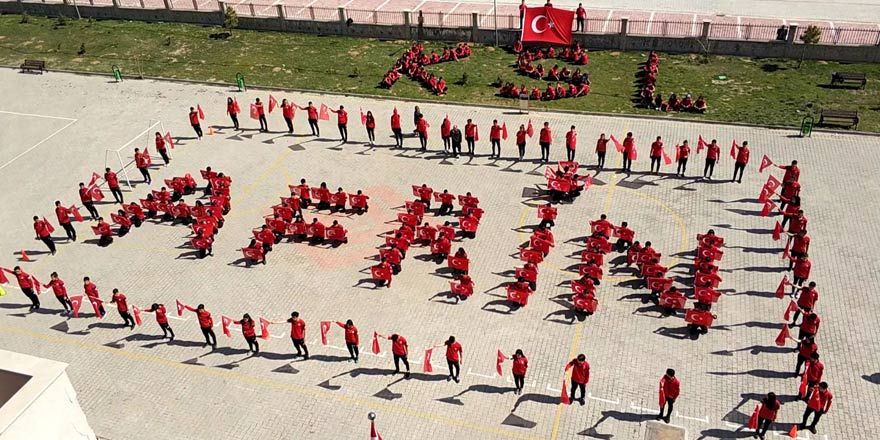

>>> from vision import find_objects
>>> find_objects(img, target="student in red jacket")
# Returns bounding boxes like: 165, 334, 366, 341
104, 167, 124, 204
622, 132, 635, 173
155, 131, 170, 165
649, 136, 663, 174
280, 98, 294, 134
79, 182, 99, 220
33, 215, 56, 255
336, 320, 359, 362
287, 311, 309, 359
539, 122, 552, 162
365, 111, 376, 145
441, 336, 463, 383
575, 3, 586, 31
657, 368, 680, 423
110, 288, 136, 329
10, 266, 40, 310
791, 253, 811, 288
703, 139, 720, 179
44, 272, 72, 315
54, 201, 77, 241
330, 105, 348, 143
391, 108, 403, 147
756, 392, 781, 439
803, 352, 824, 389
95, 217, 113, 247
226, 97, 240, 130
144, 303, 174, 339
800, 382, 832, 434
83, 276, 105, 317
254, 98, 268, 132
297, 101, 319, 136
595, 133, 608, 169
234, 314, 259, 354
416, 116, 429, 151
676, 140, 690, 176
489, 120, 503, 158
134, 148, 151, 184
441, 115, 452, 151
567, 354, 591, 405
795, 335, 817, 375
188, 106, 203, 139
464, 119, 478, 156
791, 281, 818, 325
798, 310, 821, 340
387, 333, 410, 378
511, 349, 528, 395
565, 126, 577, 162
778, 160, 800, 184
732, 140, 750, 183
185, 304, 217, 350
516, 124, 528, 161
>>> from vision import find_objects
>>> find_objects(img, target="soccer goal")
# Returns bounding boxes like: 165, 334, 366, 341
104, 120, 165, 189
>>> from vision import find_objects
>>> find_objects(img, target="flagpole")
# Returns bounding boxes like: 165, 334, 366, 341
493, 0, 498, 47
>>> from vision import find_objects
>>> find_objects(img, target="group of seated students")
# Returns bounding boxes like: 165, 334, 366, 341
499, 80, 591, 101
638, 50, 661, 106
512, 41, 590, 66
545, 161, 592, 202
637, 50, 708, 113
566, 214, 635, 317
367, 185, 482, 295
240, 178, 362, 266
379, 43, 472, 95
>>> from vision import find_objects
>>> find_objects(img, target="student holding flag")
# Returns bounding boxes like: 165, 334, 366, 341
703, 139, 720, 179
9, 266, 40, 310
154, 131, 171, 165
464, 119, 478, 156
233, 314, 259, 354
489, 120, 503, 158
657, 368, 680, 423
364, 111, 376, 145
675, 140, 690, 176
32, 215, 56, 255
565, 126, 577, 162
335, 320, 360, 362
566, 354, 590, 405
184, 303, 217, 350
330, 105, 349, 143
510, 349, 528, 395
649, 136, 664, 174
439, 336, 463, 382
516, 124, 528, 161
281, 98, 295, 134
226, 97, 240, 130
110, 288, 136, 330
254, 98, 268, 132
622, 132, 635, 173
143, 303, 174, 340
45, 272, 72, 316
732, 140, 750, 183
595, 133, 608, 169
297, 101, 320, 136
188, 106, 203, 139
54, 201, 77, 241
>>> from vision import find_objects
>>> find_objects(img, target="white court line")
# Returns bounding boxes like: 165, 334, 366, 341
375, 0, 391, 11
0, 118, 77, 171
588, 392, 619, 405
674, 412, 709, 423
601, 10, 613, 33
629, 402, 655, 413
465, 368, 495, 379
724, 422, 741, 428
737, 16, 743, 40
0, 110, 77, 121
294, 0, 319, 17
646, 11, 655, 34
504, 376, 536, 388
691, 13, 697, 37
546, 384, 560, 393
167, 315, 190, 322
341, 0, 356, 7
412, 0, 428, 11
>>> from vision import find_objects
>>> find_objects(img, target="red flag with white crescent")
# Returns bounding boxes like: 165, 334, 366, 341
527, 120, 534, 137
496, 349, 506, 376
697, 135, 708, 153
320, 321, 332, 345
197, 104, 205, 120
268, 95, 278, 113
422, 348, 434, 373
176, 299, 186, 316
610, 134, 624, 153
259, 317, 271, 340
370, 420, 383, 440
70, 206, 84, 222
501, 122, 508, 140
730, 139, 739, 159
164, 132, 175, 149
132, 305, 142, 326
759, 154, 773, 173
90, 298, 104, 319
221, 315, 232, 337
319, 104, 330, 120
69, 295, 84, 318
371, 332, 381, 354
521, 6, 575, 45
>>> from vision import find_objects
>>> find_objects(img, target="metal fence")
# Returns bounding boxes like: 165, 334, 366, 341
14, 0, 880, 47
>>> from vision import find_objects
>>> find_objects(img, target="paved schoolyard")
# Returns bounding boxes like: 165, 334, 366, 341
0, 68, 878, 440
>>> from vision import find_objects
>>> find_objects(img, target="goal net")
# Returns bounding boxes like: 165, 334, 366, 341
104, 120, 165, 188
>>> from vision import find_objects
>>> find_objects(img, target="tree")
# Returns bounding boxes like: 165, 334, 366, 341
223, 6, 239, 32
798, 25, 822, 68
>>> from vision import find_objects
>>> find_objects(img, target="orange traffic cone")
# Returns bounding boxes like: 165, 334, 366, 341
788, 424, 798, 438
20, 249, 30, 262
207, 126, 215, 136
560, 380, 571, 405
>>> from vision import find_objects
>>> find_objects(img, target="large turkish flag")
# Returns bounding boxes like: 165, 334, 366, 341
521, 6, 575, 45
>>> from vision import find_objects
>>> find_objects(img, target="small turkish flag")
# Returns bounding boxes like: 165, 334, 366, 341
747, 405, 760, 429
70, 206, 84, 222
798, 373, 808, 398
249, 104, 259, 120
90, 298, 104, 319
371, 332, 381, 354
521, 6, 575, 45
132, 305, 142, 326
176, 299, 186, 316
423, 348, 434, 373
760, 200, 777, 217
631, 145, 638, 160
764, 175, 782, 194
370, 419, 383, 440
474, 127, 480, 142
658, 381, 666, 408
319, 104, 330, 120
32, 275, 41, 294
772, 221, 783, 241
69, 295, 83, 318
20, 250, 30, 262
501, 122, 508, 140
662, 150, 672, 165
697, 135, 708, 153
610, 134, 623, 153
268, 95, 278, 113
320, 321, 332, 345
43, 217, 55, 234
782, 238, 792, 260
775, 275, 789, 299
197, 104, 205, 120
783, 300, 798, 321
233, 99, 241, 114
759, 154, 773, 173
526, 120, 534, 137
221, 315, 232, 337
774, 324, 790, 346
758, 186, 771, 203
360, 109, 366, 126
496, 350, 505, 376
164, 132, 175, 149
259, 317, 271, 340
730, 139, 739, 159
560, 380, 571, 405
0, 269, 7, 284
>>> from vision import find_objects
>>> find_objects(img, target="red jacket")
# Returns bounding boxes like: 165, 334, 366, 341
807, 387, 832, 412
282, 103, 294, 119
236, 319, 256, 338
56, 205, 72, 224
707, 145, 720, 160
650, 141, 663, 157
227, 101, 237, 115
798, 340, 817, 358
568, 359, 590, 384
153, 304, 168, 324
111, 292, 128, 313
416, 118, 428, 135
441, 119, 451, 137
105, 171, 120, 189
792, 235, 810, 254
47, 278, 67, 297
801, 314, 821, 334
512, 355, 528, 375
736, 146, 750, 164
391, 112, 401, 129
80, 187, 93, 203
623, 136, 635, 154
334, 109, 348, 125
661, 376, 680, 399
84, 282, 100, 299
465, 123, 477, 139
490, 125, 502, 140
758, 398, 780, 421
576, 6, 585, 17
793, 259, 811, 279
34, 219, 51, 238
196, 309, 213, 328
782, 165, 800, 183
539, 127, 552, 144
255, 102, 265, 116
805, 359, 824, 383
336, 322, 359, 344
595, 138, 608, 153
288, 318, 306, 339
445, 341, 462, 362
391, 336, 408, 356
307, 106, 318, 120
797, 287, 818, 309
14, 271, 34, 289
566, 131, 577, 149
677, 144, 690, 158
516, 130, 527, 145
189, 111, 199, 125
135, 153, 149, 169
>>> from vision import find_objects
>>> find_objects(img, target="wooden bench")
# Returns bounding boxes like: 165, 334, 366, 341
830, 71, 866, 88
20, 59, 46, 74
819, 109, 859, 128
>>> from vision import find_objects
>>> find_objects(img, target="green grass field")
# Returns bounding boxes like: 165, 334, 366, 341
2, 15, 879, 131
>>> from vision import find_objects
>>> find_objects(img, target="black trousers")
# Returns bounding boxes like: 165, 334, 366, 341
540, 142, 550, 161
160, 322, 175, 338
513, 373, 525, 391
230, 113, 239, 130
538, 219, 555, 228
650, 156, 661, 173
442, 136, 450, 150
110, 187, 124, 204
158, 148, 170, 165
393, 354, 410, 372
22, 288, 40, 308
346, 342, 359, 360
258, 114, 268, 131
119, 310, 135, 328
452, 141, 461, 156
308, 119, 319, 136
283, 117, 293, 133
393, 128, 403, 146
677, 158, 688, 175
491, 139, 501, 157
622, 152, 632, 171
447, 360, 460, 379
659, 397, 675, 417
339, 124, 348, 142
567, 147, 576, 162
756, 417, 772, 435
801, 407, 823, 429
466, 137, 475, 155
597, 151, 606, 168
703, 159, 716, 177
419, 132, 427, 150
438, 203, 454, 216
201, 327, 217, 347
576, 17, 584, 31
367, 128, 375, 143
192, 123, 203, 138
518, 142, 526, 159
55, 294, 72, 311
138, 167, 151, 184
570, 380, 586, 401
733, 162, 746, 181
40, 236, 56, 254
83, 201, 99, 220
795, 353, 809, 374
245, 336, 260, 353
98, 235, 113, 247
292, 337, 309, 358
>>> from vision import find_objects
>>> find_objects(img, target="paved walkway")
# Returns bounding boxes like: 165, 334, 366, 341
0, 69, 877, 439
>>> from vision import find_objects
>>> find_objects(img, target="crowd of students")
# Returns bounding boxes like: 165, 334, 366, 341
637, 51, 708, 113
380, 43, 472, 95
499, 42, 592, 100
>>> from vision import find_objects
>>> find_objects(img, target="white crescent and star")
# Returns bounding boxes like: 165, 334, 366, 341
530, 15, 555, 34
